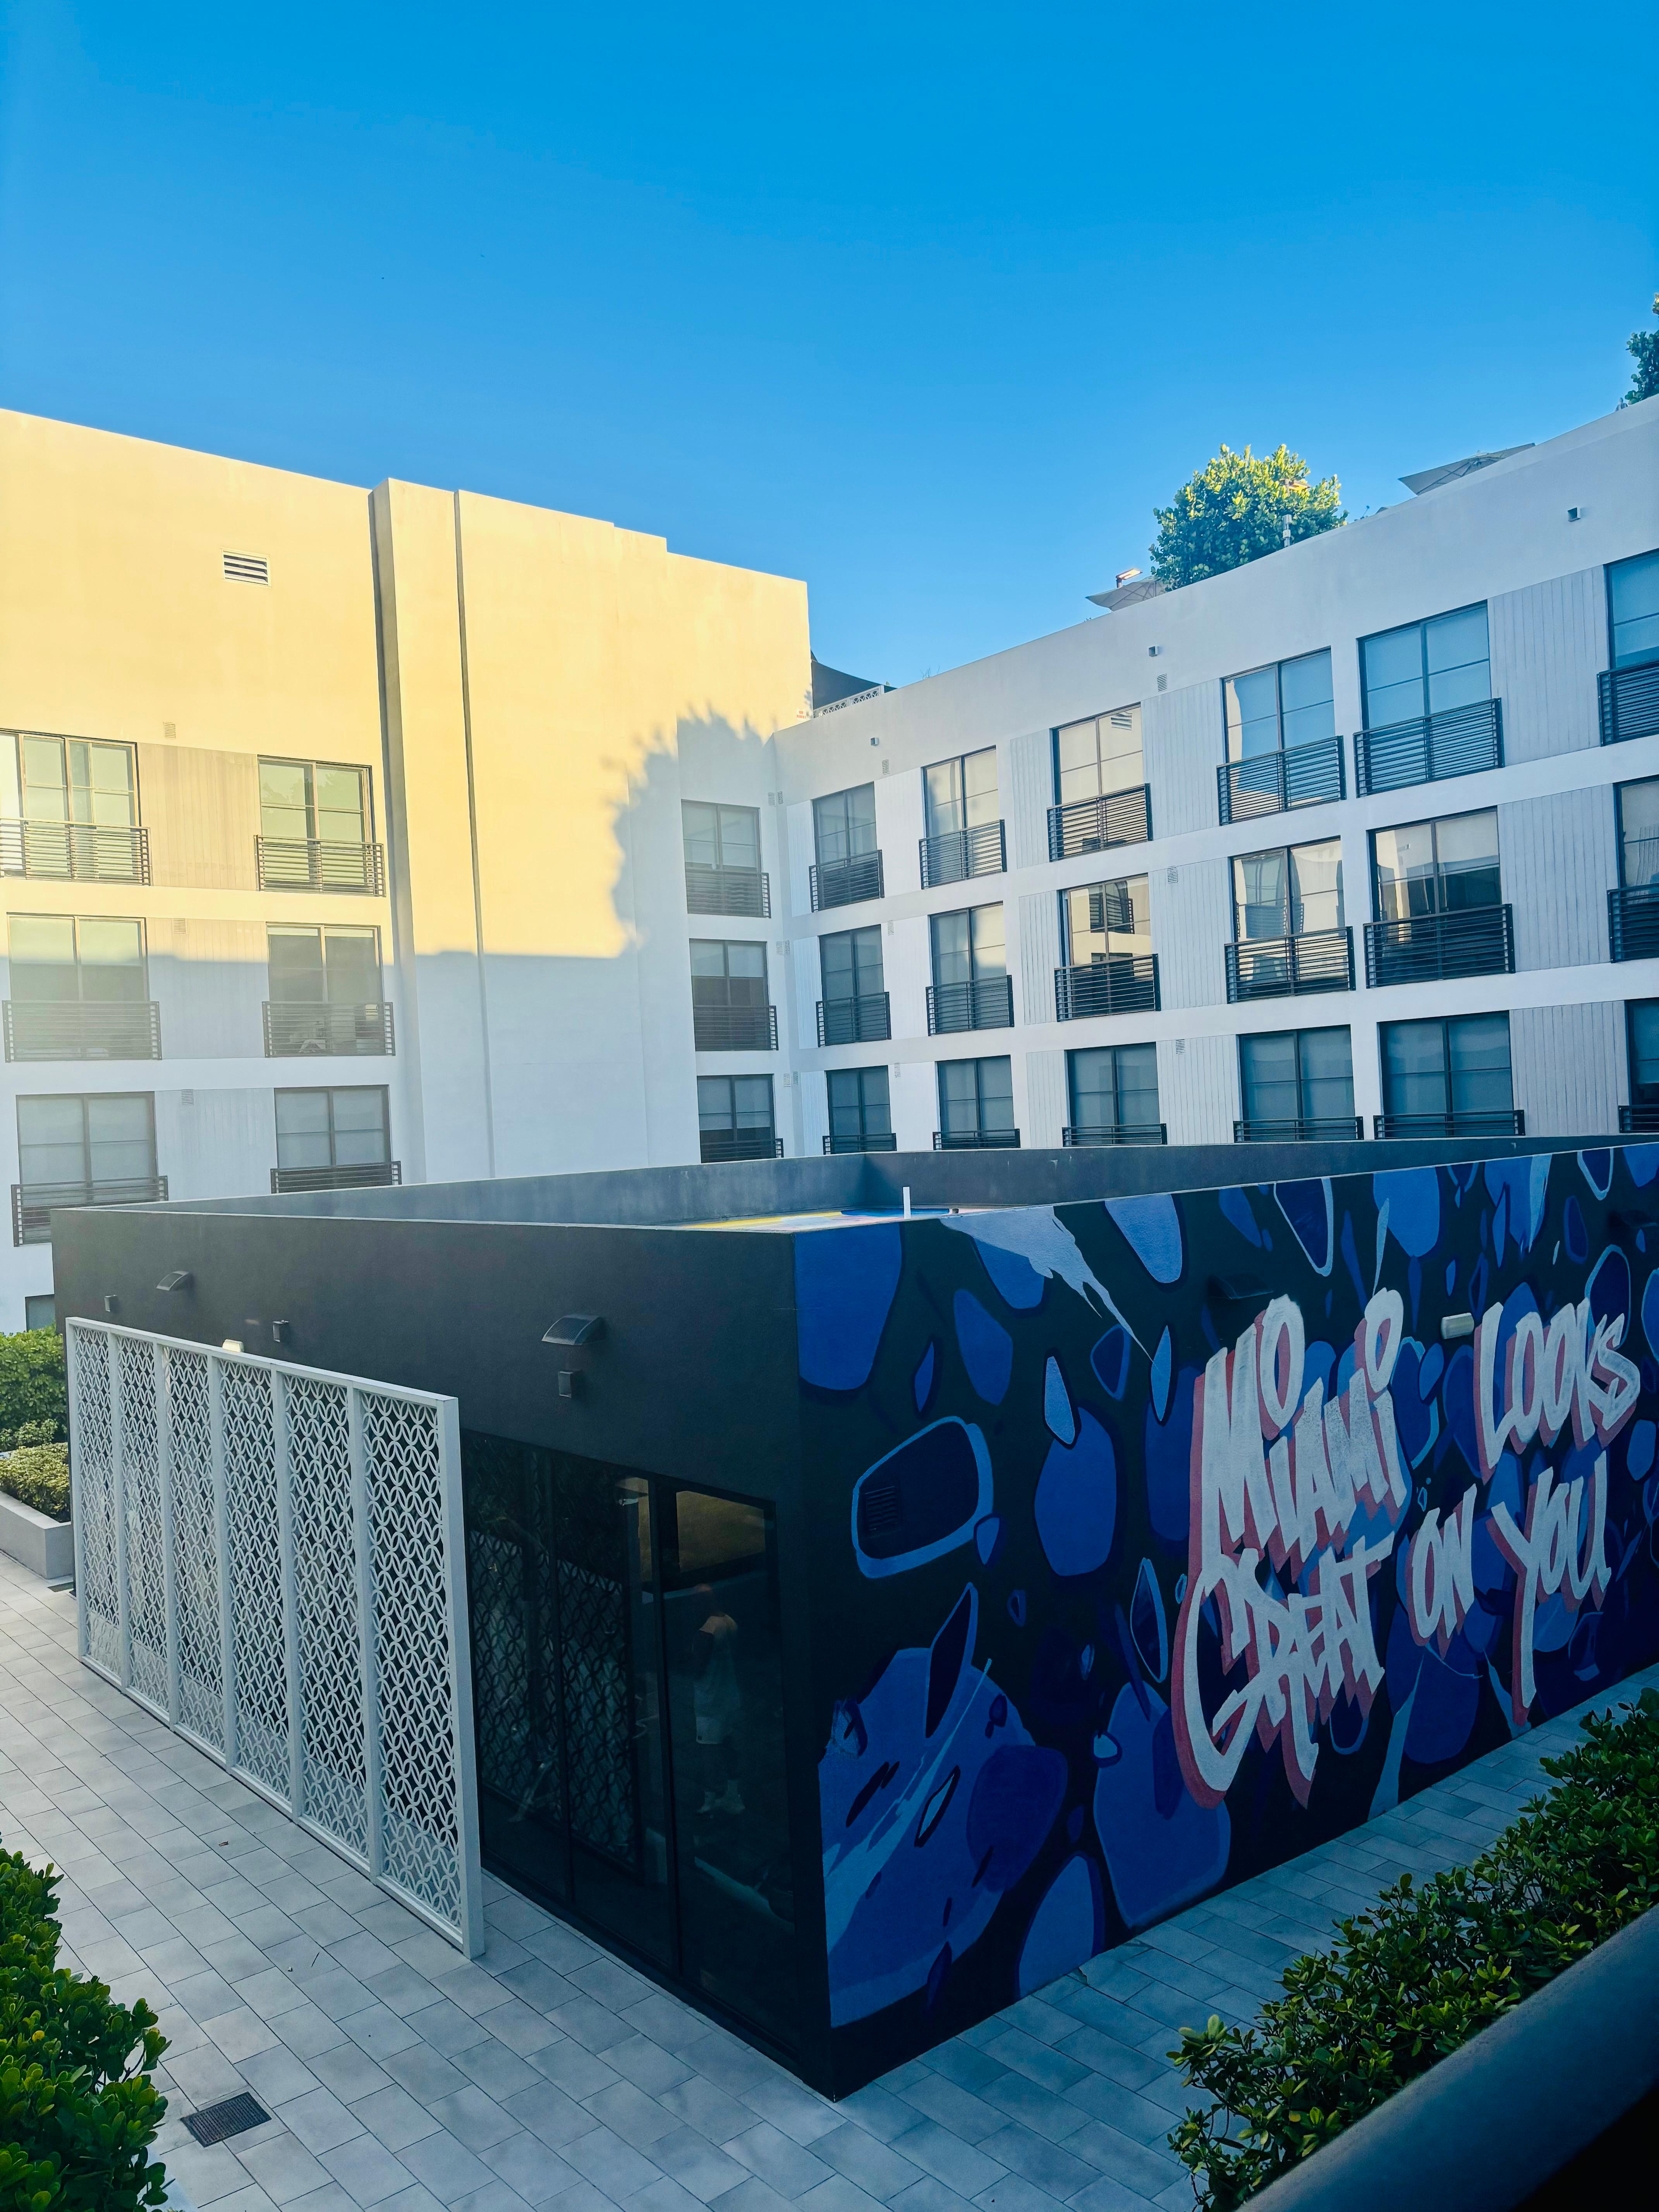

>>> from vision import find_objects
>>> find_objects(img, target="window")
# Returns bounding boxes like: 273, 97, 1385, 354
1063, 876, 1151, 961
682, 802, 760, 873
923, 749, 998, 838
697, 1074, 776, 1162
275, 1087, 392, 1175
690, 941, 773, 1049
1223, 652, 1334, 762
937, 1056, 1015, 1145
9, 916, 146, 1002
24, 1295, 54, 1332
812, 785, 876, 866
10, 734, 137, 829
1362, 605, 1490, 731
259, 759, 370, 846
1609, 550, 1659, 672
17, 1094, 156, 1194
1371, 810, 1500, 920
826, 1068, 893, 1151
1239, 1029, 1354, 1137
1618, 779, 1659, 888
1380, 1014, 1515, 1132
1627, 1001, 1659, 1127
930, 905, 1005, 988
1233, 843, 1343, 941
1055, 706, 1143, 805
1067, 1044, 1159, 1139
820, 927, 884, 1005
267, 925, 381, 1003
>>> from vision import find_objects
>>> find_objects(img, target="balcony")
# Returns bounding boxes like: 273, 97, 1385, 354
823, 1131, 898, 1154
0, 821, 150, 884
1620, 1104, 1659, 1132
1374, 1109, 1525, 1139
263, 1001, 395, 1057
810, 852, 884, 910
919, 821, 1005, 887
1233, 1115, 1365, 1143
256, 837, 386, 895
1061, 1123, 1166, 1146
698, 1131, 783, 1164
12, 1174, 167, 1246
926, 976, 1014, 1035
1364, 905, 1514, 988
1600, 663, 1659, 747
1046, 785, 1152, 862
684, 863, 771, 918
1225, 929, 1354, 1003
270, 1161, 402, 1195
1608, 886, 1659, 962
692, 1003, 779, 1052
933, 1128, 1020, 1149
1216, 734, 1345, 825
3, 1001, 162, 1062
1353, 698, 1503, 796
817, 993, 891, 1046
1053, 955, 1159, 1021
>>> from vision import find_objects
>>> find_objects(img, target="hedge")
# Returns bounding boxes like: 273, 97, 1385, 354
1168, 1687, 1659, 2208
0, 1444, 71, 1523
0, 1331, 67, 1448
0, 1843, 169, 2212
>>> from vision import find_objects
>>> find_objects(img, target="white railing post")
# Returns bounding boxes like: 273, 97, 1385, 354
209, 1352, 237, 1767
110, 1333, 131, 1690
436, 1396, 484, 1957
155, 1341, 181, 1726
272, 1370, 304, 1820
348, 1386, 384, 1879
66, 1323, 89, 1661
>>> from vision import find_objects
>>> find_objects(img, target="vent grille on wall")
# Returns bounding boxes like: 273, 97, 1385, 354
222, 552, 269, 584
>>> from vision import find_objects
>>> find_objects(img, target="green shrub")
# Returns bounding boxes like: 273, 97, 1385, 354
1168, 1688, 1659, 2209
0, 1843, 168, 2212
0, 1331, 66, 1447
0, 1444, 71, 1522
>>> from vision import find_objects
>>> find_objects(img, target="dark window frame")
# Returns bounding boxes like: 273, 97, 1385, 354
826, 1066, 892, 1143
1220, 649, 1335, 764
1378, 1012, 1515, 1121
258, 755, 375, 845
1359, 601, 1491, 732
16, 1090, 158, 1187
811, 785, 877, 867
1608, 547, 1659, 673
7, 913, 149, 1002
1369, 807, 1501, 922
1238, 1025, 1355, 1126
1065, 1042, 1159, 1131
273, 1084, 392, 1173
936, 1054, 1015, 1138
681, 800, 763, 872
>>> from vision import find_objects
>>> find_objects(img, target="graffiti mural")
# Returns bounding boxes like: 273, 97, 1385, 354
795, 1147, 1659, 2089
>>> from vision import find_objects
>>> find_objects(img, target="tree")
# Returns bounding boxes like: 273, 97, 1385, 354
1150, 444, 1345, 589
1623, 293, 1659, 407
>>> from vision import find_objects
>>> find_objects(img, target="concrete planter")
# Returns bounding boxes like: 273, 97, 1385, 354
0, 1488, 73, 1585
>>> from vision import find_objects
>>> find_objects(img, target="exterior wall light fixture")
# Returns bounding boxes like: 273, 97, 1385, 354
156, 1271, 194, 1293
543, 1314, 605, 1346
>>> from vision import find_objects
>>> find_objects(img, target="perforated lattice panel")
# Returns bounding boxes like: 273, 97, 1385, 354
65, 1323, 479, 1954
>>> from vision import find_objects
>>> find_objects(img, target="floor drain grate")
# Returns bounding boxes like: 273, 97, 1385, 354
184, 2092, 271, 2146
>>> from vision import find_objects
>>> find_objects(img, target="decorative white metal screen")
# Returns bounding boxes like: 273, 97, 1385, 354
65, 1320, 483, 1954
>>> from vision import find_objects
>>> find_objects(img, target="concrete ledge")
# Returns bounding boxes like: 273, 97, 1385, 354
0, 1488, 73, 1585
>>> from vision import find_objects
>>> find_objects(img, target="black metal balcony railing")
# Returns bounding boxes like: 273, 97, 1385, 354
1216, 734, 1345, 825
811, 851, 884, 910
927, 976, 1015, 1034
1233, 1116, 1365, 1143
3, 1001, 162, 1062
1373, 1109, 1525, 1139
699, 1131, 783, 1164
817, 993, 891, 1046
263, 1001, 395, 1057
0, 821, 151, 884
692, 1003, 779, 1052
256, 837, 386, 895
1600, 663, 1659, 747
13, 1174, 167, 1246
1608, 885, 1659, 963
933, 1128, 1020, 1149
1353, 697, 1503, 796
920, 820, 1006, 887
1364, 904, 1514, 987
684, 863, 771, 918
1046, 785, 1152, 862
1053, 954, 1159, 1021
823, 1130, 898, 1154
1061, 1122, 1167, 1147
270, 1160, 402, 1195
1225, 928, 1354, 1003
1620, 1104, 1659, 1132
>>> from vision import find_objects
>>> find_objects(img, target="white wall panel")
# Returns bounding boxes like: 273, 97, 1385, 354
1006, 730, 1051, 871
1024, 1048, 1066, 1148
1143, 680, 1223, 840
1489, 567, 1605, 764
886, 916, 931, 1044
1158, 1033, 1236, 1145
874, 760, 923, 897
1510, 1000, 1623, 1137
1500, 784, 1616, 971
785, 800, 815, 918
1149, 859, 1230, 1010
1017, 889, 1061, 1029
156, 1085, 276, 1202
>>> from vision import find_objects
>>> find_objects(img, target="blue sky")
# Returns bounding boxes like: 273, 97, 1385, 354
2, 3, 1654, 686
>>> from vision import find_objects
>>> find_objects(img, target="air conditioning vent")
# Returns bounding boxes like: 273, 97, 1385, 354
223, 552, 269, 585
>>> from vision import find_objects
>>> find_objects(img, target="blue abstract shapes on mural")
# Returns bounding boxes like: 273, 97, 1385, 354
1150, 1328, 1173, 1422
1219, 1185, 1264, 1248
1104, 1194, 1184, 1284
927, 1587, 977, 1736
1145, 1365, 1200, 1549
852, 1419, 993, 1579
1484, 1156, 1551, 1258
954, 1290, 1013, 1405
1374, 1168, 1441, 1260
1579, 1149, 1615, 1199
973, 1241, 1045, 1311
1034, 1410, 1118, 1578
1029, 1628, 1098, 1729
965, 1746, 1067, 1893
1044, 1355, 1077, 1444
913, 1341, 937, 1413
1093, 1683, 1230, 1929
1626, 1145, 1659, 1189
1630, 1421, 1657, 1482
1129, 1559, 1169, 1682
1385, 1608, 1481, 1766
797, 1223, 903, 1391
975, 1516, 1005, 1566
1588, 1246, 1632, 1333
1275, 1179, 1334, 1276
1389, 1341, 1441, 1470
1091, 1326, 1132, 1400
1446, 1259, 1458, 1297
1642, 1271, 1659, 1364
1016, 1855, 1104, 1996
1563, 1197, 1589, 1267
1008, 1590, 1026, 1626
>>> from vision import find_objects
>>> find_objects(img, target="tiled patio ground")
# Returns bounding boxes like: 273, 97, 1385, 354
3, 1548, 1653, 2212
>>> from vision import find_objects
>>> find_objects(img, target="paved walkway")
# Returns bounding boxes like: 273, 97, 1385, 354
3, 1551, 1652, 2212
